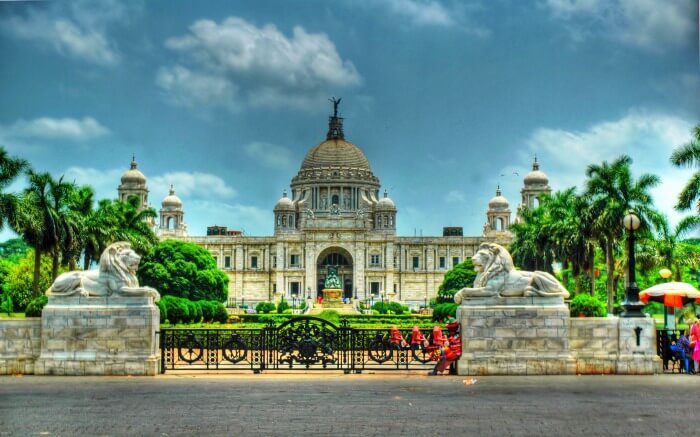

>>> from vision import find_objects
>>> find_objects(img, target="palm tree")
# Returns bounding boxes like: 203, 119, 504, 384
13, 171, 61, 297
510, 204, 552, 272
81, 198, 119, 270
585, 155, 661, 314
670, 122, 700, 212
48, 176, 78, 279
62, 185, 96, 271
112, 195, 158, 256
654, 214, 700, 281
0, 147, 29, 231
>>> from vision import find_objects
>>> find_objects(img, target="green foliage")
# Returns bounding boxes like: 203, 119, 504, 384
0, 293, 12, 316
199, 300, 215, 321
317, 309, 340, 325
0, 238, 29, 262
160, 295, 189, 324
372, 301, 407, 315
432, 302, 458, 322
187, 300, 202, 323
371, 302, 388, 314
437, 259, 476, 303
276, 298, 290, 314
24, 295, 48, 317
569, 294, 607, 317
212, 301, 228, 323
157, 299, 168, 323
255, 301, 276, 314
2, 250, 58, 311
138, 240, 228, 302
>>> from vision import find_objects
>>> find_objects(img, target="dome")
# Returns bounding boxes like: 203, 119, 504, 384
162, 185, 182, 208
300, 138, 372, 172
121, 157, 146, 185
524, 158, 549, 186
275, 191, 294, 210
488, 186, 509, 209
376, 190, 396, 210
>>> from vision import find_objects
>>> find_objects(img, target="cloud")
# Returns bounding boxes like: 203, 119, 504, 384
185, 200, 272, 235
157, 16, 362, 111
444, 190, 465, 203
542, 0, 696, 52
384, 0, 457, 27
245, 142, 293, 169
3, 117, 110, 141
521, 110, 696, 227
149, 172, 237, 200
1, 0, 136, 66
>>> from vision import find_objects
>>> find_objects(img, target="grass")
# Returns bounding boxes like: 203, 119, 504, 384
0, 312, 26, 319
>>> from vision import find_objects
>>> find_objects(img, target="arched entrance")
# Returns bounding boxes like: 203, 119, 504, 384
317, 247, 353, 300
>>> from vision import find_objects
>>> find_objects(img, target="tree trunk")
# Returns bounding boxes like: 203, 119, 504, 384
52, 253, 59, 280
83, 254, 90, 271
69, 257, 76, 271
605, 239, 615, 315
33, 248, 42, 298
574, 274, 582, 295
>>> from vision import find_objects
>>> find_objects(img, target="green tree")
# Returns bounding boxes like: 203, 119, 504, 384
47, 176, 79, 279
653, 214, 700, 281
0, 147, 29, 232
138, 240, 228, 302
0, 238, 30, 262
2, 249, 58, 311
670, 122, 700, 213
112, 195, 158, 255
584, 155, 661, 314
510, 204, 553, 272
437, 258, 476, 302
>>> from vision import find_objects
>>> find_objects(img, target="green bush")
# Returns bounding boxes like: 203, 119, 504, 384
187, 300, 202, 323
432, 303, 458, 322
255, 301, 276, 314
277, 298, 290, 314
386, 301, 407, 315
161, 295, 189, 324
569, 294, 607, 317
372, 302, 388, 314
199, 300, 215, 322
1, 293, 13, 316
317, 309, 340, 325
212, 301, 229, 323
25, 295, 48, 317
157, 298, 168, 323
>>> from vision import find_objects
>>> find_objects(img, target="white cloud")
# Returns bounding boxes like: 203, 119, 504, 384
521, 110, 696, 227
186, 200, 271, 235
150, 172, 237, 200
1, 0, 134, 66
543, 0, 696, 52
157, 16, 362, 111
366, 0, 489, 36
384, 0, 456, 27
444, 190, 465, 203
245, 142, 293, 169
4, 117, 110, 141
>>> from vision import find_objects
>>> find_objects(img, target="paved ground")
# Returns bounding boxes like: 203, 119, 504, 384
0, 372, 696, 436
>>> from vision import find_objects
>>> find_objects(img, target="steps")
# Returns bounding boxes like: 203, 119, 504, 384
308, 304, 359, 315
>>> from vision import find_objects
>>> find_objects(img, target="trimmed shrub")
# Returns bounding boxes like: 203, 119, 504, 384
212, 301, 229, 323
1, 293, 13, 316
371, 302, 388, 314
432, 302, 458, 322
386, 301, 407, 315
158, 298, 168, 323
24, 295, 48, 317
255, 301, 276, 314
187, 300, 202, 323
569, 294, 607, 317
161, 295, 189, 324
277, 298, 290, 314
199, 300, 215, 322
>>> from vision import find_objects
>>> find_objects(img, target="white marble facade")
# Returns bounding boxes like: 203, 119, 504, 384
121, 109, 552, 306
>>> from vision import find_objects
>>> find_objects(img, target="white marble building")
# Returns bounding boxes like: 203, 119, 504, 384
118, 109, 551, 306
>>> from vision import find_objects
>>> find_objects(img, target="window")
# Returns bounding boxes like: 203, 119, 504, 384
370, 282, 380, 295
439, 257, 446, 269
224, 256, 231, 269
272, 256, 277, 268
290, 282, 300, 296
370, 254, 380, 266
332, 194, 339, 205
412, 256, 420, 270
251, 256, 258, 269
452, 257, 460, 267
290, 254, 300, 267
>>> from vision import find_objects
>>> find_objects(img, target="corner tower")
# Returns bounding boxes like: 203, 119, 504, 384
118, 156, 149, 208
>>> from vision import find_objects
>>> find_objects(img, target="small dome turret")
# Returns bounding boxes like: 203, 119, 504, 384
275, 191, 294, 210
488, 186, 509, 210
376, 190, 396, 210
162, 185, 182, 208
120, 156, 146, 185
524, 157, 549, 186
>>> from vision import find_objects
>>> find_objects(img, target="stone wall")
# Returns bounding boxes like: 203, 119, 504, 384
0, 318, 41, 375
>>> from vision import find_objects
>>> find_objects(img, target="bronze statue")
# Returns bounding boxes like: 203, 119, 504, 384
330, 97, 341, 117
324, 266, 342, 289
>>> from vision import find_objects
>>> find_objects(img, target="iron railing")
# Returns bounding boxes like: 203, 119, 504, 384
160, 316, 438, 373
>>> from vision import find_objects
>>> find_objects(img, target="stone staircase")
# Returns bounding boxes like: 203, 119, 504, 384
308, 304, 359, 315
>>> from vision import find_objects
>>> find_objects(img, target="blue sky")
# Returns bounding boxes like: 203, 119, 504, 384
0, 0, 698, 238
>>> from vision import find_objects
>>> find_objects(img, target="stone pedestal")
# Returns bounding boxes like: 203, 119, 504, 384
322, 288, 344, 308
34, 295, 160, 376
616, 317, 661, 374
456, 296, 575, 375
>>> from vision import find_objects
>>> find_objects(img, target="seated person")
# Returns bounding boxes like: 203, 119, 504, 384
389, 326, 408, 349
671, 330, 691, 374
430, 320, 462, 375
410, 326, 428, 349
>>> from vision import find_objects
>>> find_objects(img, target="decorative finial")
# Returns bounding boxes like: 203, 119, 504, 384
130, 155, 137, 169
282, 190, 287, 198
383, 190, 388, 198
329, 96, 341, 117
496, 185, 501, 196
533, 156, 539, 171
169, 184, 175, 195
326, 97, 345, 140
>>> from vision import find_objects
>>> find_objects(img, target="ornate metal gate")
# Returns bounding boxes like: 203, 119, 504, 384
160, 317, 437, 373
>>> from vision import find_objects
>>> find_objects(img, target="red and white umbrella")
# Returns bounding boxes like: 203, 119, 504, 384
640, 282, 700, 309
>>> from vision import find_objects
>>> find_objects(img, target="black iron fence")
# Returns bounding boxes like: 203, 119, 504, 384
160, 316, 438, 373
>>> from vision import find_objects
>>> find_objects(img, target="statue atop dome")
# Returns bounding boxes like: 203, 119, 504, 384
327, 97, 344, 140
330, 96, 341, 117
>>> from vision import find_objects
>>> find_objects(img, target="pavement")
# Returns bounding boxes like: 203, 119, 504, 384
0, 372, 696, 436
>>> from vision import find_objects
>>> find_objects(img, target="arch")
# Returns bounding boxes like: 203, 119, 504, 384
316, 246, 354, 300
331, 194, 339, 205
166, 216, 176, 230
495, 217, 504, 231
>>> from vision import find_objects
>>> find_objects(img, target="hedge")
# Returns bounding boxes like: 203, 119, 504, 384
24, 295, 48, 317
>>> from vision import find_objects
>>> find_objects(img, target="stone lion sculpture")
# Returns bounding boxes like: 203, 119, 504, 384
454, 242, 569, 304
48, 241, 160, 301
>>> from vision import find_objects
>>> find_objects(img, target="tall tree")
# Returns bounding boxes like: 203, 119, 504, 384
670, 122, 700, 212
584, 155, 661, 314
112, 195, 158, 256
0, 147, 29, 231
48, 176, 78, 279
654, 214, 700, 281
509, 204, 552, 272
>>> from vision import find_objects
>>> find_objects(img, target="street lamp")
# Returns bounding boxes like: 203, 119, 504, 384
621, 210, 644, 317
660, 268, 672, 328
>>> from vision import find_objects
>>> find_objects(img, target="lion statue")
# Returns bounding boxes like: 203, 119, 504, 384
48, 241, 160, 301
454, 242, 569, 304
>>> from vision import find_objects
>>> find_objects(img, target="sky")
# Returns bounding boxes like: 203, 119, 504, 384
0, 0, 698, 239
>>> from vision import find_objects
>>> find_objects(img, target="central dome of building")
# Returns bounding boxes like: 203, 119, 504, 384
300, 138, 372, 171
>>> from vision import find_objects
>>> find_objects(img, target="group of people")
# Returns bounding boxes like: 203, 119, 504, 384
389, 320, 462, 375
670, 319, 700, 374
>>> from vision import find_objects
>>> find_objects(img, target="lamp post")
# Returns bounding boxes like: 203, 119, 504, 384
292, 296, 297, 314
621, 210, 644, 317
659, 268, 672, 329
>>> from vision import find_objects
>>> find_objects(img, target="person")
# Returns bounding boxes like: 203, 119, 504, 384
389, 326, 408, 349
427, 326, 447, 362
410, 326, 428, 349
691, 319, 700, 374
430, 320, 461, 375
670, 330, 691, 374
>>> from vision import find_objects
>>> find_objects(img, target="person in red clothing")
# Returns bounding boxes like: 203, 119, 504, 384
410, 326, 428, 349
430, 320, 461, 375
389, 326, 408, 349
